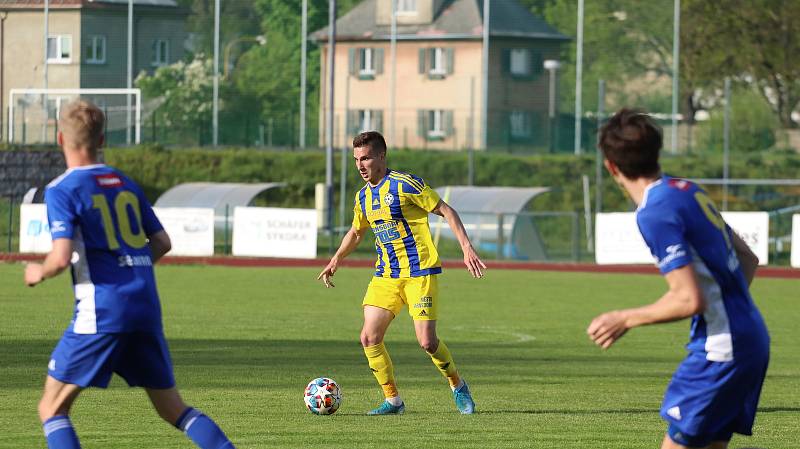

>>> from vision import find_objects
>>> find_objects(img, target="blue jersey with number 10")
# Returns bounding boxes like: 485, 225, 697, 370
635, 175, 769, 362
45, 164, 164, 334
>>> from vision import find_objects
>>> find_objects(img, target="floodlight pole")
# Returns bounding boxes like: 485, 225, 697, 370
722, 78, 731, 211
389, 0, 397, 147
574, 0, 584, 155
480, 0, 489, 150
126, 0, 133, 145
544, 59, 560, 153
300, 0, 307, 148
326, 0, 337, 246
212, 0, 220, 147
671, 0, 680, 154
42, 0, 48, 143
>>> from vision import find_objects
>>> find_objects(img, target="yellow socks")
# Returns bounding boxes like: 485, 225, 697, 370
363, 342, 398, 399
428, 340, 460, 389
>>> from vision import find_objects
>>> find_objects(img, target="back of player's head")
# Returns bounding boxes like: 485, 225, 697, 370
353, 131, 387, 156
59, 99, 105, 153
598, 108, 662, 179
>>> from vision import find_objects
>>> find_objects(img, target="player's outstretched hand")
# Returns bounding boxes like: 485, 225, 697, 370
463, 246, 487, 279
317, 258, 338, 288
587, 310, 629, 349
24, 263, 44, 287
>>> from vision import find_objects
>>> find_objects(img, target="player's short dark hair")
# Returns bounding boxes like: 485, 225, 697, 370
598, 108, 662, 179
353, 131, 387, 155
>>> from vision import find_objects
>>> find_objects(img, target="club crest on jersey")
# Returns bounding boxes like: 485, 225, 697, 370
383, 192, 395, 205
94, 174, 123, 188
668, 178, 691, 191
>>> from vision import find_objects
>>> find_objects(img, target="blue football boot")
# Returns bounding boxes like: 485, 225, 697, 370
453, 381, 475, 414
366, 400, 405, 415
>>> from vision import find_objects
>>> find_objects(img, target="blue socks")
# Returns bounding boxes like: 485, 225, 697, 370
43, 416, 80, 449
175, 407, 235, 449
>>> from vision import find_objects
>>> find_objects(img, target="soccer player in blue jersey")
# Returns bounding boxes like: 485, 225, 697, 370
587, 109, 769, 449
23, 100, 235, 449
318, 131, 486, 415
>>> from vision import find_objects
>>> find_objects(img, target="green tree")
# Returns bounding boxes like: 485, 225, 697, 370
682, 0, 800, 128
696, 87, 779, 153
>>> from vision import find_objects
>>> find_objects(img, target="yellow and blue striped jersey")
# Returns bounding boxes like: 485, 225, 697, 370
353, 169, 442, 278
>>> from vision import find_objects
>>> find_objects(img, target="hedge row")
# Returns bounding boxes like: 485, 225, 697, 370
103, 145, 800, 215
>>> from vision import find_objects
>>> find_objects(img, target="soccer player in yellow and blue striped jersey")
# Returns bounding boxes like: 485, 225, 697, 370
318, 131, 486, 415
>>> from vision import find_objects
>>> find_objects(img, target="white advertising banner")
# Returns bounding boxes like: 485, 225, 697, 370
19, 204, 52, 253
232, 207, 317, 259
594, 213, 653, 265
792, 215, 800, 268
153, 208, 215, 256
595, 211, 769, 265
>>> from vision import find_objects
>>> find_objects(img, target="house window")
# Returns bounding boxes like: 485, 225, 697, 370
430, 48, 446, 75
397, 0, 416, 14
359, 110, 374, 132
47, 35, 72, 63
85, 35, 106, 64
152, 39, 169, 66
359, 48, 375, 75
428, 110, 445, 137
509, 111, 531, 138
509, 49, 530, 76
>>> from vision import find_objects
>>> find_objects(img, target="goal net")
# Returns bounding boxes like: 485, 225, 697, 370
8, 88, 141, 145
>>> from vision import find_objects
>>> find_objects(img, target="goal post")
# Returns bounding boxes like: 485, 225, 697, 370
8, 88, 142, 145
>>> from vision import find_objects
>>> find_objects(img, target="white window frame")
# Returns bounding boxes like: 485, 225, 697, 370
358, 109, 374, 132
152, 39, 169, 67
47, 35, 72, 64
510, 110, 531, 138
359, 48, 375, 76
427, 110, 445, 138
397, 0, 417, 14
429, 48, 446, 75
509, 49, 530, 76
85, 35, 106, 64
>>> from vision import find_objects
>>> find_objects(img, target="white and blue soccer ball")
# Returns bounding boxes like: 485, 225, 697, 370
304, 377, 342, 415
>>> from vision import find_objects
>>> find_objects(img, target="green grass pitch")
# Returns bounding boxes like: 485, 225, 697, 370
0, 263, 797, 448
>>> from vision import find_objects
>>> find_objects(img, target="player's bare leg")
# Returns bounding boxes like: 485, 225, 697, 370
147, 387, 235, 448
414, 320, 474, 414
39, 376, 83, 447
362, 305, 404, 414
660, 434, 729, 449
39, 376, 82, 422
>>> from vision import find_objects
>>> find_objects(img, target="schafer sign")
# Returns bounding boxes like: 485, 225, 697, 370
232, 207, 318, 259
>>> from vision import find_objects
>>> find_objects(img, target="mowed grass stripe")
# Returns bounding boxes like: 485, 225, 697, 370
0, 263, 797, 448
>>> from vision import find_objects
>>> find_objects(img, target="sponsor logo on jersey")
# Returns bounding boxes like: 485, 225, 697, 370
418, 310, 428, 317
383, 192, 395, 205
50, 221, 66, 233
94, 174, 123, 188
372, 198, 380, 207
657, 243, 687, 268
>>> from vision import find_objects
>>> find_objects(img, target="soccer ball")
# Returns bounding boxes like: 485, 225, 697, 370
304, 377, 342, 415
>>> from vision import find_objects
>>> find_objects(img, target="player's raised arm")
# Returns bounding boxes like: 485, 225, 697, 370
24, 238, 73, 287
431, 200, 486, 278
587, 264, 705, 349
318, 226, 365, 288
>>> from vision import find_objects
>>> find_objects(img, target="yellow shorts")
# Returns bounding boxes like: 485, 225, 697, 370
362, 275, 438, 321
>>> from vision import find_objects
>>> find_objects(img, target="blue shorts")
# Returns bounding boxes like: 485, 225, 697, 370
661, 351, 768, 447
48, 330, 176, 389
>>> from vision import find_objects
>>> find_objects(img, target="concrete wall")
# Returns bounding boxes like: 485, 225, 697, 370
0, 150, 66, 197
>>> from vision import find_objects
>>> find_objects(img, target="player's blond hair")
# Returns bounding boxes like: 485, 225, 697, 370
58, 99, 105, 152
